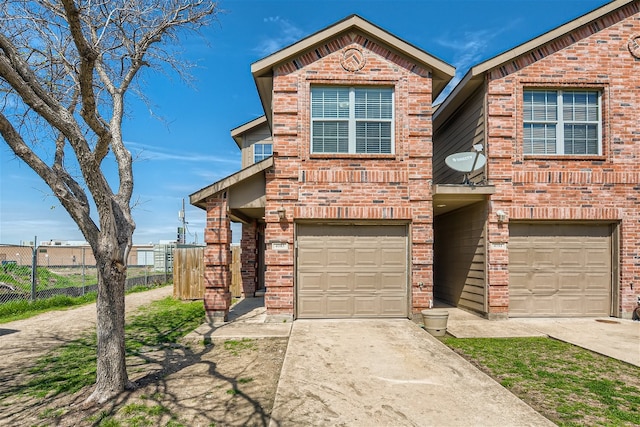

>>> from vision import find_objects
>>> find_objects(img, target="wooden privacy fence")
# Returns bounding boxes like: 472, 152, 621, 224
173, 245, 242, 300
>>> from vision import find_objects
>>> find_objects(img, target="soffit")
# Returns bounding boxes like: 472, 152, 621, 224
189, 157, 273, 209
433, 184, 495, 216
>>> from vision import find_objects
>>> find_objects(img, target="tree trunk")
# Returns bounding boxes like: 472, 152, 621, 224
85, 249, 130, 405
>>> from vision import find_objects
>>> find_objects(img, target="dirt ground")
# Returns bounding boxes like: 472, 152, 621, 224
0, 286, 288, 426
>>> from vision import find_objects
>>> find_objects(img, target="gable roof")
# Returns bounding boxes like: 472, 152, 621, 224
252, 14, 455, 124
231, 115, 268, 149
434, 0, 637, 124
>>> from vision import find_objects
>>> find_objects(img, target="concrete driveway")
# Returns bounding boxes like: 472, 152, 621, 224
268, 319, 554, 427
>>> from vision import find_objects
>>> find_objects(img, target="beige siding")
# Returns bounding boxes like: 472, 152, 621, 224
433, 86, 485, 184
434, 202, 487, 314
240, 124, 273, 169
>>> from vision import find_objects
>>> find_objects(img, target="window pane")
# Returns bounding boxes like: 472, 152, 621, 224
254, 143, 273, 162
524, 90, 557, 121
355, 122, 392, 153
311, 87, 349, 119
355, 88, 393, 119
524, 123, 556, 154
312, 121, 348, 153
563, 91, 598, 122
564, 124, 598, 155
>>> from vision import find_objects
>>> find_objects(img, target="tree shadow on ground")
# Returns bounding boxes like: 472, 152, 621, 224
0, 300, 287, 427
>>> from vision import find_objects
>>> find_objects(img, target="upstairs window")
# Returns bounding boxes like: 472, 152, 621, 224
311, 87, 394, 154
523, 90, 601, 155
253, 143, 272, 163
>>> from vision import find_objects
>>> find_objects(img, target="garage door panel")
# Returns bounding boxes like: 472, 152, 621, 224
509, 223, 611, 317
353, 248, 378, 267
353, 273, 377, 291
298, 272, 324, 291
380, 247, 406, 267
297, 224, 408, 318
584, 296, 611, 316
379, 296, 407, 315
325, 273, 351, 291
353, 297, 378, 316
327, 248, 353, 266
297, 296, 324, 317
557, 248, 582, 267
557, 296, 583, 316
557, 272, 582, 290
325, 296, 352, 317
380, 272, 407, 292
298, 247, 325, 267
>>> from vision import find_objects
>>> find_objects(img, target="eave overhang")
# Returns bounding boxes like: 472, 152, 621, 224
189, 156, 273, 211
433, 184, 496, 216
251, 14, 455, 127
231, 115, 269, 149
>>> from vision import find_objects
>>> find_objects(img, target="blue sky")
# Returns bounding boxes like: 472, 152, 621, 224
0, 0, 609, 245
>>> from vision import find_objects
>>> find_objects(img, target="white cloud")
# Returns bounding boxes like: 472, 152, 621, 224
255, 16, 305, 57
127, 141, 239, 165
435, 19, 522, 103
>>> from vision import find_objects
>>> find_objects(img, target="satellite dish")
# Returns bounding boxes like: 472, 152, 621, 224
445, 152, 486, 173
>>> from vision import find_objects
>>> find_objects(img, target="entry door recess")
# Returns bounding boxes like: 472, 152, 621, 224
297, 224, 408, 318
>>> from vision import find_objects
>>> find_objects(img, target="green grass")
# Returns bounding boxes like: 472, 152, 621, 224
16, 297, 204, 400
441, 336, 640, 426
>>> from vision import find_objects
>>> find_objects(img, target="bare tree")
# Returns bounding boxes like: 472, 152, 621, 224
0, 0, 217, 405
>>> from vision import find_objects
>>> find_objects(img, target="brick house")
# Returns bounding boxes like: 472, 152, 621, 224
191, 0, 640, 322
190, 15, 455, 322
433, 0, 639, 319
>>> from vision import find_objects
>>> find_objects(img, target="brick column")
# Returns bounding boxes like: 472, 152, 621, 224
203, 194, 232, 324
240, 221, 257, 297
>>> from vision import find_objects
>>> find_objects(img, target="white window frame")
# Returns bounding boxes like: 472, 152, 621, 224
253, 142, 272, 163
523, 89, 602, 156
310, 86, 395, 154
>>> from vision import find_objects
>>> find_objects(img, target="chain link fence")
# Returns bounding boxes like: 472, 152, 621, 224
0, 243, 174, 305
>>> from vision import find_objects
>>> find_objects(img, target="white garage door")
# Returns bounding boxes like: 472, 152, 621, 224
509, 223, 612, 317
297, 224, 408, 318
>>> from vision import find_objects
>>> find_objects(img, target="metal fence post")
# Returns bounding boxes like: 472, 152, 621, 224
30, 236, 37, 302
82, 246, 86, 295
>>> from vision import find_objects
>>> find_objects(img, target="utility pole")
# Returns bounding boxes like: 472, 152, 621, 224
178, 199, 187, 244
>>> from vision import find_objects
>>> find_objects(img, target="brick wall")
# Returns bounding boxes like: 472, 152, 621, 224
203, 195, 232, 323
485, 3, 640, 317
264, 31, 435, 317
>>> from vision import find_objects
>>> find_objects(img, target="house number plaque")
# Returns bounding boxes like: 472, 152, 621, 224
271, 242, 289, 251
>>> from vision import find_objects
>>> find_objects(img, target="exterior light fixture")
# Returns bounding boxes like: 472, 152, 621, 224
277, 206, 286, 220
496, 210, 507, 223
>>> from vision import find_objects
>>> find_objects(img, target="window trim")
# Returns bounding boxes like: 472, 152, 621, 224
522, 88, 602, 157
253, 142, 273, 163
310, 86, 395, 155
